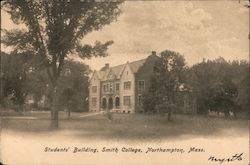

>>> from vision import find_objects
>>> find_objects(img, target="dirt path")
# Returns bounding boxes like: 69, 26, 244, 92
78, 112, 103, 118
1, 116, 38, 120
0, 112, 103, 120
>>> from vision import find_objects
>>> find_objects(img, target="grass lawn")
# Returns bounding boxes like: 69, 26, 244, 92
1, 112, 248, 141
1, 112, 249, 165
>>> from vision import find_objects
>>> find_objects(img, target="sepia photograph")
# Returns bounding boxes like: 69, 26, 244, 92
0, 0, 249, 164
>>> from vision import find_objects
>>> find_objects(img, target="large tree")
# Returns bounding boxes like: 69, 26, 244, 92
143, 50, 187, 121
2, 0, 123, 128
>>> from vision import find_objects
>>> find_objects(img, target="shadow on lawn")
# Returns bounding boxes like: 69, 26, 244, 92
1, 114, 248, 141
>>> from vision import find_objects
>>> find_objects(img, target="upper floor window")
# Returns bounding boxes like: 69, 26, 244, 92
116, 83, 120, 91
92, 86, 97, 93
110, 83, 113, 92
138, 80, 145, 90
103, 84, 107, 92
123, 96, 131, 106
124, 81, 131, 90
107, 84, 109, 92
153, 66, 160, 73
103, 83, 112, 92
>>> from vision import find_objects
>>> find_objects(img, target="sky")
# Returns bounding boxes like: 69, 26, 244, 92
1, 1, 249, 70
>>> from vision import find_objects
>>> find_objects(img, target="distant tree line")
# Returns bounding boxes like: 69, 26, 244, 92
186, 57, 249, 116
143, 50, 249, 120
0, 51, 90, 113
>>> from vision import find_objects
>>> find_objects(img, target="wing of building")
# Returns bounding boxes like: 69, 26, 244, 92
89, 51, 161, 113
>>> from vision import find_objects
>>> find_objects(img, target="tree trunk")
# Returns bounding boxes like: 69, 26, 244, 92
67, 108, 71, 119
50, 84, 59, 129
168, 110, 172, 122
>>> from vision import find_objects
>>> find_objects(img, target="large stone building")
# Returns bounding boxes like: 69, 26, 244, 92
89, 52, 161, 113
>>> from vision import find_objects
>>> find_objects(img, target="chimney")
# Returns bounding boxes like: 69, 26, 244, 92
151, 51, 156, 56
100, 63, 110, 71
105, 63, 110, 68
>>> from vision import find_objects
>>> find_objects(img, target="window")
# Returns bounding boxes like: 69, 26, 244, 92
103, 84, 109, 92
110, 83, 113, 92
92, 86, 97, 93
103, 84, 107, 92
138, 95, 142, 106
153, 66, 160, 73
123, 96, 131, 106
103, 83, 113, 92
107, 84, 109, 92
115, 97, 120, 108
102, 98, 107, 109
116, 83, 120, 91
138, 80, 145, 90
124, 81, 131, 90
92, 97, 97, 107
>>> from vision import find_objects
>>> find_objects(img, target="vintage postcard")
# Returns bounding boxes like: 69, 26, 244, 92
0, 0, 249, 164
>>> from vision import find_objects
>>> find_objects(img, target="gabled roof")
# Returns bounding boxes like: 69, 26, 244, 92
129, 59, 147, 73
98, 58, 147, 80
91, 53, 160, 82
109, 64, 125, 77
89, 70, 105, 82
96, 70, 106, 79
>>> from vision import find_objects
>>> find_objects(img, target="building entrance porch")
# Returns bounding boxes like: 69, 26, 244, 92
101, 96, 120, 112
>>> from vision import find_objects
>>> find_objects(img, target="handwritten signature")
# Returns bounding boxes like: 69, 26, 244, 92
208, 153, 243, 163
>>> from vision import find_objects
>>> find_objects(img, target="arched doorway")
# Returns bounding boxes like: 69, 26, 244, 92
108, 97, 113, 110
102, 98, 107, 110
115, 97, 120, 109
